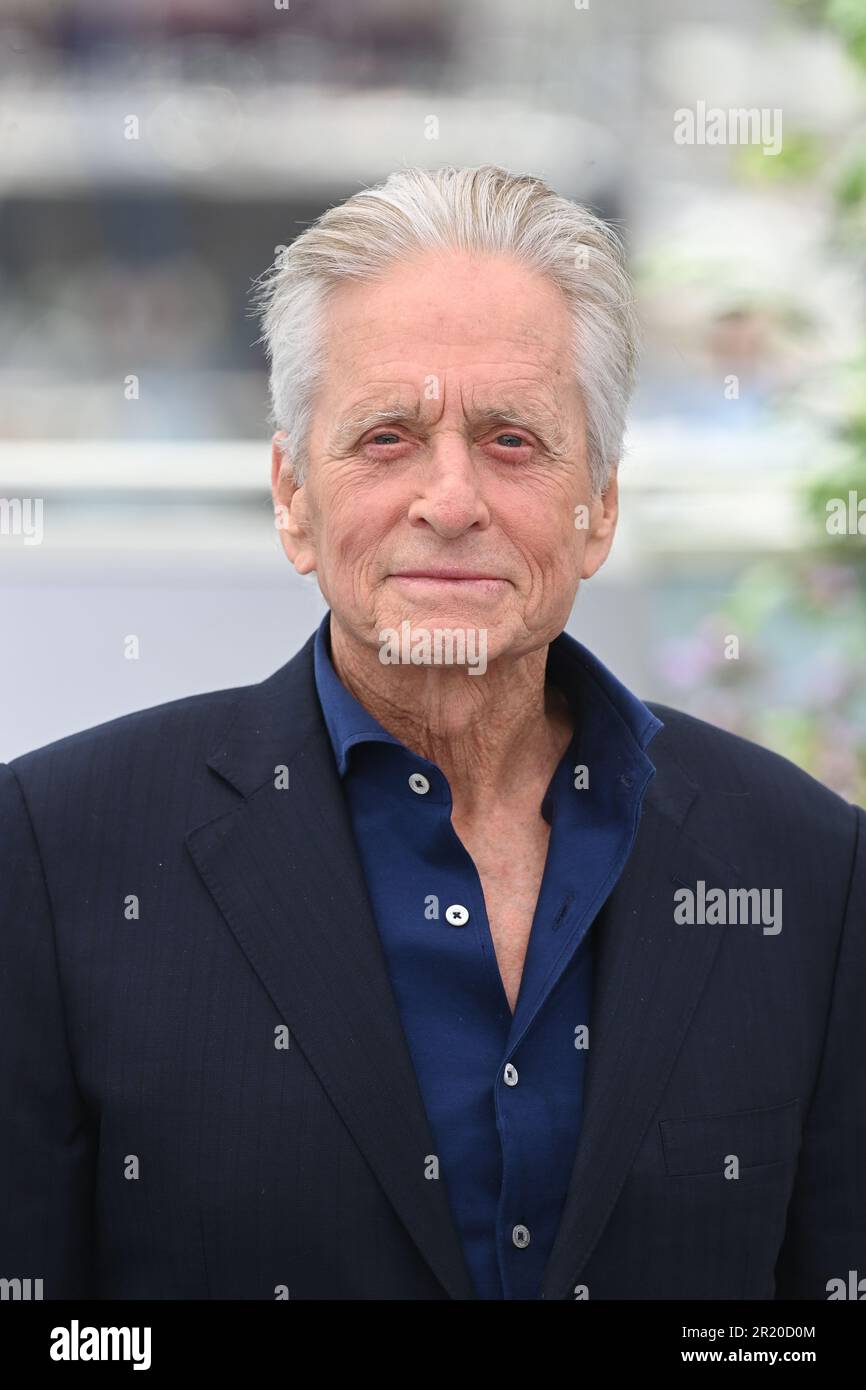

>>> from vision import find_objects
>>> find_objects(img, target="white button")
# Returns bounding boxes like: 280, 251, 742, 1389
503, 1063, 518, 1087
445, 903, 469, 927
408, 772, 430, 795
512, 1224, 531, 1249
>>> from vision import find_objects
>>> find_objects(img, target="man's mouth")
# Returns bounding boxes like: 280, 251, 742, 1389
389, 571, 508, 593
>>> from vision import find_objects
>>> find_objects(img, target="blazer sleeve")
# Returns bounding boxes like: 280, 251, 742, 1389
0, 762, 95, 1297
774, 801, 866, 1299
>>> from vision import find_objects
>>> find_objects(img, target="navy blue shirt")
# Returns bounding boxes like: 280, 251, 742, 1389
313, 611, 662, 1299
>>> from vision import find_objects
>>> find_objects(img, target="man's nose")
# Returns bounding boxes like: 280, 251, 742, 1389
407, 433, 490, 536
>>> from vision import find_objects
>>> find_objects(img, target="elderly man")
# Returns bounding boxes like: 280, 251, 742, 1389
1, 166, 863, 1302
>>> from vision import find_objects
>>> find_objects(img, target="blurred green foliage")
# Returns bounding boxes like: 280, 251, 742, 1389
660, 0, 866, 802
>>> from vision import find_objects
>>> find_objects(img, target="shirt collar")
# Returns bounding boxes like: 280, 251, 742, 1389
312, 609, 662, 780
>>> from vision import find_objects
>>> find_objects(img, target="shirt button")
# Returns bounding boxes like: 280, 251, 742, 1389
503, 1063, 519, 1086
512, 1224, 531, 1249
445, 904, 469, 926
408, 772, 430, 795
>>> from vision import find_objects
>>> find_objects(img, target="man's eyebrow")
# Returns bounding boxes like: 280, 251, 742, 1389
330, 403, 423, 451
329, 398, 570, 454
469, 402, 569, 450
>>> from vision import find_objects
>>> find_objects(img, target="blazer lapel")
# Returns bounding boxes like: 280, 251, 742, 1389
185, 631, 477, 1301
541, 733, 740, 1300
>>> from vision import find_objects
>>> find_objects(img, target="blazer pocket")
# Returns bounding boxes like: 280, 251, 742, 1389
660, 1099, 801, 1178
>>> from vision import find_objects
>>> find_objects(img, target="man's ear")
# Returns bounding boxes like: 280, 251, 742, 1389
581, 466, 619, 581
270, 431, 316, 575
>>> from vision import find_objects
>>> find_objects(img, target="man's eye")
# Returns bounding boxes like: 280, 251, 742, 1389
495, 433, 527, 448
369, 432, 402, 446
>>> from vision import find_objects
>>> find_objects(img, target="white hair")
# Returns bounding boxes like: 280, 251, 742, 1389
252, 164, 639, 495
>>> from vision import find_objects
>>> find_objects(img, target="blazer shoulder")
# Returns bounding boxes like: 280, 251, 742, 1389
5, 630, 319, 828
6, 679, 250, 798
645, 699, 861, 832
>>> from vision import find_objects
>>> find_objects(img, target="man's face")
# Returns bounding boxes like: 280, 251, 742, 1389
272, 249, 618, 665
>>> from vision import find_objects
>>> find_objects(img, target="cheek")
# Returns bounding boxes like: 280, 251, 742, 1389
514, 471, 586, 532
549, 532, 587, 581
513, 500, 584, 571
332, 473, 412, 546
321, 508, 393, 583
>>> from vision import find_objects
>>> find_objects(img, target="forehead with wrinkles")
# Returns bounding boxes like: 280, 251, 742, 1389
310, 249, 580, 454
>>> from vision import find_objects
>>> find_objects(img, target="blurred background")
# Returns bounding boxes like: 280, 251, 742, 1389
1, 0, 864, 801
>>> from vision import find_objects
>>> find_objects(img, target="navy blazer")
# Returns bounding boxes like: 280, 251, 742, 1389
1, 627, 864, 1300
